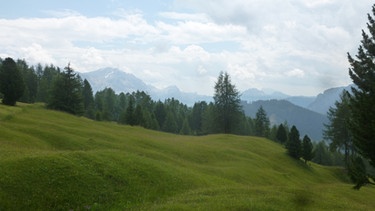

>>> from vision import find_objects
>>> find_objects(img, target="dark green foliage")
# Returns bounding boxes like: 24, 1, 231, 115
124, 97, 136, 126
36, 65, 60, 102
47, 64, 83, 115
190, 101, 207, 135
154, 101, 166, 128
286, 126, 301, 159
17, 59, 38, 103
213, 72, 242, 134
349, 157, 371, 189
312, 141, 331, 165
347, 4, 375, 169
302, 135, 314, 164
312, 141, 344, 166
202, 102, 218, 134
254, 106, 270, 137
82, 79, 95, 119
162, 111, 178, 133
0, 57, 25, 106
180, 118, 191, 135
324, 91, 354, 168
276, 124, 288, 144
134, 104, 144, 126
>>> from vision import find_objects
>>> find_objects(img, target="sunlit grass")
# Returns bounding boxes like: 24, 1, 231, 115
0, 103, 374, 210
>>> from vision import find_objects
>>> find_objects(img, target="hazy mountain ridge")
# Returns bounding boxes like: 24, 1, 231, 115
241, 100, 328, 141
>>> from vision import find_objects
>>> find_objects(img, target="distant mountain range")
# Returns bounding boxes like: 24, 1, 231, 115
80, 68, 211, 105
80, 67, 353, 141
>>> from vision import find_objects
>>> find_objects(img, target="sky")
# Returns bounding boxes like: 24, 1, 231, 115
0, 0, 373, 96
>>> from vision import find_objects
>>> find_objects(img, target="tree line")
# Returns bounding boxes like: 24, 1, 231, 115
0, 60, 265, 136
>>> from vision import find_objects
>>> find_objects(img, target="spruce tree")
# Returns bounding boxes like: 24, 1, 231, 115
276, 123, 288, 144
47, 64, 83, 115
213, 72, 242, 134
82, 79, 95, 119
323, 90, 353, 168
286, 125, 301, 159
0, 57, 25, 106
347, 4, 375, 169
254, 106, 270, 137
301, 135, 314, 164
125, 97, 136, 126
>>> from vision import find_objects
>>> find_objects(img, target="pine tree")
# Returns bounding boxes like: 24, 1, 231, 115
323, 90, 354, 168
301, 135, 314, 164
134, 104, 144, 126
0, 57, 25, 106
82, 79, 95, 119
286, 125, 301, 159
47, 63, 83, 115
213, 72, 242, 134
347, 4, 375, 169
254, 106, 270, 137
180, 118, 191, 135
17, 59, 38, 103
276, 123, 288, 144
125, 97, 136, 126
162, 111, 178, 133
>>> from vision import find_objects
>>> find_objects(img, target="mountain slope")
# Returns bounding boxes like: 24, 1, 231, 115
80, 67, 151, 93
80, 68, 211, 105
307, 85, 352, 114
1, 103, 374, 210
242, 100, 327, 141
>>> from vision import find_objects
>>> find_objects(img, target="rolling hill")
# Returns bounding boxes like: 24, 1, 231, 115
0, 103, 374, 210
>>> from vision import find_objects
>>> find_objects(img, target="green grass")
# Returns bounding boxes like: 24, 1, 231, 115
0, 103, 374, 210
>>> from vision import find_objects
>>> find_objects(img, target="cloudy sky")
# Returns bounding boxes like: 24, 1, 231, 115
0, 0, 373, 96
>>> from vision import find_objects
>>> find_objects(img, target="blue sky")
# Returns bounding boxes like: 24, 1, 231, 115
0, 0, 373, 96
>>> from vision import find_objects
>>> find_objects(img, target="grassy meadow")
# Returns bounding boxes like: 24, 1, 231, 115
0, 103, 374, 210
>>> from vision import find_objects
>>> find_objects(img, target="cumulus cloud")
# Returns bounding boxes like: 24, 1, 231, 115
0, 0, 373, 96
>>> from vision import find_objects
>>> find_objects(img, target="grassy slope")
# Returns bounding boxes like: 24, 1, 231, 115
0, 103, 374, 210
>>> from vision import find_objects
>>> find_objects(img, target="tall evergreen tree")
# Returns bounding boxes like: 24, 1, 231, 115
82, 79, 95, 119
134, 104, 144, 126
124, 97, 136, 126
17, 59, 38, 103
0, 57, 25, 106
286, 125, 301, 159
254, 106, 270, 137
190, 101, 207, 135
36, 65, 60, 102
301, 135, 314, 164
213, 72, 242, 134
276, 123, 288, 144
347, 4, 375, 170
47, 63, 83, 115
162, 111, 178, 133
312, 141, 333, 166
324, 90, 354, 168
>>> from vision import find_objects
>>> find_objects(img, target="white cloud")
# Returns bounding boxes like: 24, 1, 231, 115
159, 12, 210, 22
286, 68, 305, 78
0, 0, 373, 96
